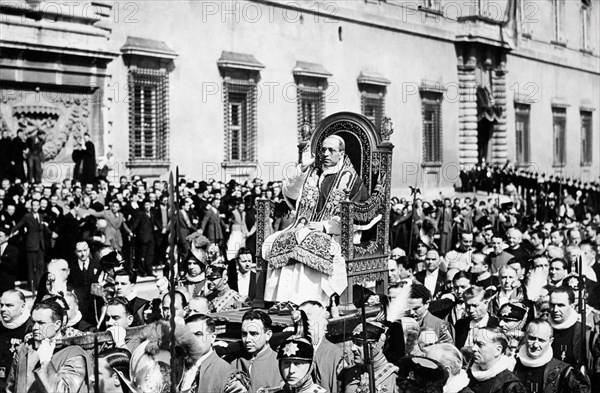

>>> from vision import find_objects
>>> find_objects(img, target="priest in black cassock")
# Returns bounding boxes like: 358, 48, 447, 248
72, 132, 96, 185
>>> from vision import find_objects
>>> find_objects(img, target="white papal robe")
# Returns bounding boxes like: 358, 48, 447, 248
262, 159, 363, 304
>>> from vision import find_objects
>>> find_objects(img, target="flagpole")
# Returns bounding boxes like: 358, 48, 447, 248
407, 166, 421, 259
168, 169, 179, 393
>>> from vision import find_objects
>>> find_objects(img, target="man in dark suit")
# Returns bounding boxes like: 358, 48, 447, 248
0, 131, 11, 181
191, 182, 210, 227
54, 202, 80, 260
113, 269, 148, 326
200, 195, 226, 245
0, 228, 19, 294
454, 285, 499, 349
228, 247, 256, 301
9, 130, 26, 183
71, 132, 97, 186
415, 249, 446, 299
131, 199, 155, 276
178, 198, 197, 261
153, 195, 169, 266
10, 199, 50, 292
407, 283, 454, 344
25, 130, 45, 184
68, 241, 101, 324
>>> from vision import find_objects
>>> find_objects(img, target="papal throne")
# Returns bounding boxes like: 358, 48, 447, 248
253, 112, 395, 307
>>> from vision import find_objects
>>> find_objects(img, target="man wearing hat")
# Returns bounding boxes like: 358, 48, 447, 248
192, 181, 210, 224
258, 333, 326, 393
262, 135, 369, 307
205, 264, 244, 313
339, 322, 398, 393
497, 302, 527, 334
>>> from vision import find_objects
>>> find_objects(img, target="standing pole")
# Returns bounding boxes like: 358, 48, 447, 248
558, 167, 564, 221
168, 169, 179, 393
94, 333, 99, 393
407, 172, 421, 258
578, 255, 588, 376
359, 287, 376, 393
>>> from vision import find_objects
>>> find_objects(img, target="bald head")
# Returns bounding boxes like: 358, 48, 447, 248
426, 343, 463, 376
47, 259, 70, 283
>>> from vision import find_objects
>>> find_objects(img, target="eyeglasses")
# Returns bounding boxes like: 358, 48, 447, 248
320, 147, 339, 154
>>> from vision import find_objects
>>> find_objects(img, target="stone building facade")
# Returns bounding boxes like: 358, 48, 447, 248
1, 0, 598, 194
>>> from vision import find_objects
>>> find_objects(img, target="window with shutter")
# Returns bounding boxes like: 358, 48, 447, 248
297, 85, 325, 137
515, 104, 531, 164
581, 110, 593, 166
552, 107, 567, 166
421, 92, 443, 165
361, 93, 385, 130
128, 69, 169, 161
223, 80, 257, 163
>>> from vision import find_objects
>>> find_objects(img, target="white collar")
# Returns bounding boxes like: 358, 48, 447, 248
318, 159, 344, 187
470, 313, 490, 328
181, 350, 214, 390
1, 309, 30, 330
444, 370, 470, 393
550, 311, 578, 330
125, 288, 139, 302
517, 345, 554, 368
470, 356, 513, 381
195, 349, 213, 367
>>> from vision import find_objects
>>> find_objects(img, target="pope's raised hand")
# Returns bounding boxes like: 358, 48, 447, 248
300, 143, 315, 172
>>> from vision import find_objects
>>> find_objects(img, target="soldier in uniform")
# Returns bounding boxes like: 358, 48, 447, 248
205, 264, 245, 313
339, 322, 398, 393
258, 333, 327, 393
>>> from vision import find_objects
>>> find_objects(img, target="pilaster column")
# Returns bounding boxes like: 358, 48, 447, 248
491, 63, 508, 164
458, 65, 478, 166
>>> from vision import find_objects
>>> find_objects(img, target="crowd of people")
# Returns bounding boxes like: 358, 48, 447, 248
0, 136, 599, 393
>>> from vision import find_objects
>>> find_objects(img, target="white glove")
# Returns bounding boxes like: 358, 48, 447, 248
156, 277, 169, 294
37, 339, 56, 363
107, 326, 127, 348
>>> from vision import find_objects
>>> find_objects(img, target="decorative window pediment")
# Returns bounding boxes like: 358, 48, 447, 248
217, 51, 265, 72
292, 61, 331, 79
120, 36, 178, 60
